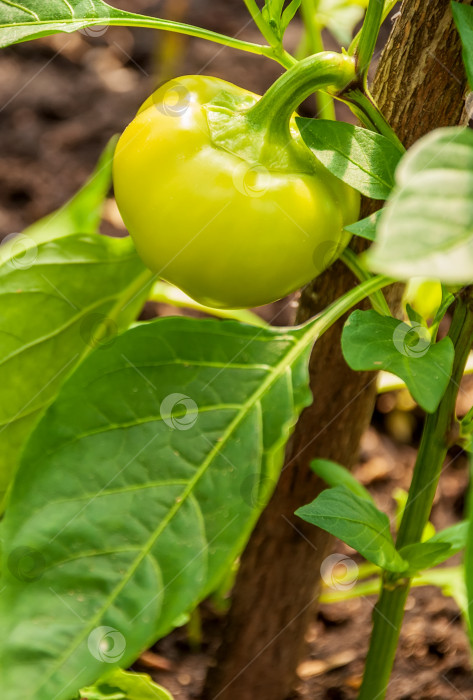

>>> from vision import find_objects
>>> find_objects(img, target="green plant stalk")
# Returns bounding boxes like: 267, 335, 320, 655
242, 0, 298, 67
320, 565, 466, 604
341, 87, 405, 151
341, 249, 391, 316
358, 288, 473, 700
243, 0, 278, 44
246, 51, 402, 150
247, 51, 357, 140
85, 9, 296, 67
149, 281, 268, 327
354, 0, 384, 85
300, 0, 336, 120
349, 0, 400, 56
309, 275, 392, 340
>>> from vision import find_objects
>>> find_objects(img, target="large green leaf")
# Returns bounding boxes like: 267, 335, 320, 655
0, 316, 316, 700
0, 138, 152, 504
0, 0, 262, 53
0, 0, 158, 47
296, 485, 407, 572
367, 127, 473, 283
0, 234, 151, 505
341, 309, 455, 413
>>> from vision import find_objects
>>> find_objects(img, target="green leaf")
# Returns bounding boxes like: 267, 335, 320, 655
296, 118, 402, 199
0, 138, 152, 506
0, 0, 120, 48
0, 233, 151, 506
367, 127, 473, 283
80, 669, 173, 700
0, 316, 315, 700
0, 0, 262, 53
398, 542, 452, 577
452, 2, 473, 88
296, 485, 407, 572
310, 459, 374, 503
427, 521, 468, 554
344, 210, 381, 242
281, 0, 302, 32
341, 309, 455, 412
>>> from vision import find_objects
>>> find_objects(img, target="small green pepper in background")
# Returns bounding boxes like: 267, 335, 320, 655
113, 63, 360, 309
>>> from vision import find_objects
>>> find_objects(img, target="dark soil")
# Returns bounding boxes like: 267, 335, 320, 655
1, 2, 472, 698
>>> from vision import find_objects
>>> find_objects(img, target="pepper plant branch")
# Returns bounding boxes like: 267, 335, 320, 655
245, 49, 402, 150
349, 0, 400, 56
353, 0, 385, 86
308, 274, 392, 341
242, 0, 277, 44
340, 87, 405, 151
340, 249, 391, 316
358, 287, 473, 700
98, 14, 286, 64
241, 0, 299, 68
247, 51, 357, 140
300, 0, 336, 120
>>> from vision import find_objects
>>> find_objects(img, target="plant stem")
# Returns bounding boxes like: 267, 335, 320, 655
300, 0, 336, 120
97, 9, 283, 63
341, 87, 405, 151
243, 0, 277, 44
149, 281, 267, 327
241, 0, 298, 68
358, 287, 473, 700
247, 51, 356, 140
349, 0, 400, 56
309, 275, 392, 340
354, 0, 385, 86
340, 249, 391, 316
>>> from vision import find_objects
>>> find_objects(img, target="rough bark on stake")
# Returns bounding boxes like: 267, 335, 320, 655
203, 2, 471, 699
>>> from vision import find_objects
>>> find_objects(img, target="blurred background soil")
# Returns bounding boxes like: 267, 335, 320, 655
1, 1, 472, 698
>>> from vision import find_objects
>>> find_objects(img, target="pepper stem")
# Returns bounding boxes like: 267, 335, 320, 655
246, 51, 357, 141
